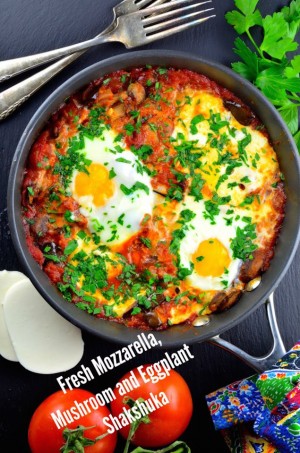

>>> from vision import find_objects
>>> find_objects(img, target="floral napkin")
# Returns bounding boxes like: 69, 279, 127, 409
206, 341, 300, 453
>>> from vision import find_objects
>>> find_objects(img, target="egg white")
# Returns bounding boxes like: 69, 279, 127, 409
70, 131, 154, 245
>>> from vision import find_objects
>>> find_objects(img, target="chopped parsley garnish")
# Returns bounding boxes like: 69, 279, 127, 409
209, 112, 229, 132
130, 144, 153, 161
53, 133, 92, 188
109, 168, 117, 179
64, 240, 78, 256
63, 225, 71, 238
27, 187, 34, 196
120, 181, 150, 196
117, 213, 125, 225
241, 176, 251, 183
92, 218, 104, 233
166, 183, 184, 201
120, 74, 128, 83
178, 266, 194, 280
49, 191, 60, 202
157, 67, 168, 75
116, 157, 131, 164
170, 210, 196, 280
179, 209, 196, 223
124, 123, 135, 136
78, 107, 108, 138
196, 256, 205, 262
44, 252, 61, 263
190, 114, 205, 135
237, 131, 252, 164
130, 110, 139, 119
114, 133, 123, 142
239, 195, 254, 206
231, 223, 258, 261
140, 237, 152, 248
64, 210, 75, 223
189, 173, 205, 201
77, 230, 87, 240
204, 201, 220, 225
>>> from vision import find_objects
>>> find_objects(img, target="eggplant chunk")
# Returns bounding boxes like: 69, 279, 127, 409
239, 250, 265, 283
223, 99, 255, 126
209, 288, 241, 312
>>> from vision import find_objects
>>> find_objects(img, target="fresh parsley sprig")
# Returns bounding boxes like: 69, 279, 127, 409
225, 0, 300, 152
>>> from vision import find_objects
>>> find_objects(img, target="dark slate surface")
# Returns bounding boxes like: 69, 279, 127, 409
0, 1, 299, 452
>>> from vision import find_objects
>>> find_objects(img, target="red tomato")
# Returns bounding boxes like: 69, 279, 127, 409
28, 389, 117, 453
110, 365, 193, 448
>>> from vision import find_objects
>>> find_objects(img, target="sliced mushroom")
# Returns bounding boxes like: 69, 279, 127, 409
145, 311, 162, 328
107, 103, 126, 120
31, 215, 50, 237
128, 82, 146, 104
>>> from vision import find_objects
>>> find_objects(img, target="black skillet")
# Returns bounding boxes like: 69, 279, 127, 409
7, 51, 300, 371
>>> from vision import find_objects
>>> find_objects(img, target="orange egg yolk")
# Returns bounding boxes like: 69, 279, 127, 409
192, 238, 231, 277
74, 163, 115, 207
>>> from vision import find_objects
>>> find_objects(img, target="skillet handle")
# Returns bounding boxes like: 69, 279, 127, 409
208, 292, 286, 373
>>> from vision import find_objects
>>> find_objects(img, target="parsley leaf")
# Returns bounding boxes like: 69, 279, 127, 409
120, 182, 150, 196
233, 38, 259, 80
285, 55, 300, 78
226, 0, 300, 152
261, 13, 298, 59
64, 240, 78, 256
190, 114, 205, 134
140, 237, 152, 248
225, 0, 262, 35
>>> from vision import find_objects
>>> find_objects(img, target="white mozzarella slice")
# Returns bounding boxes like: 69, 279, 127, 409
3, 279, 84, 374
0, 270, 28, 361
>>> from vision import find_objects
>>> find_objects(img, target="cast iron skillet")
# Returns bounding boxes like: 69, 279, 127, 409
7, 51, 300, 365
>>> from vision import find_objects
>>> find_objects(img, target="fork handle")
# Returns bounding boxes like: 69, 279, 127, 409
0, 53, 87, 120
0, 34, 111, 82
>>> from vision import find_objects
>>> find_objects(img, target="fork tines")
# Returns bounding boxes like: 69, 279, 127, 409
137, 0, 215, 40
134, 0, 170, 7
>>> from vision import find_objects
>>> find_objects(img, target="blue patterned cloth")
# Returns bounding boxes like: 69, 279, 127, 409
206, 342, 300, 453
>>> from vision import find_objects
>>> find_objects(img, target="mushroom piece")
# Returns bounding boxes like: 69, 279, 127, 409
145, 311, 162, 328
107, 102, 126, 120
128, 82, 146, 104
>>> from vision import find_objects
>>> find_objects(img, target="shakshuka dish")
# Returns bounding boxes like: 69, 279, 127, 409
21, 66, 286, 330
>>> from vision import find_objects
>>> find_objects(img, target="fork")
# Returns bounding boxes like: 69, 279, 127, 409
0, 0, 167, 83
0, 0, 167, 120
0, 0, 215, 120
0, 0, 214, 81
